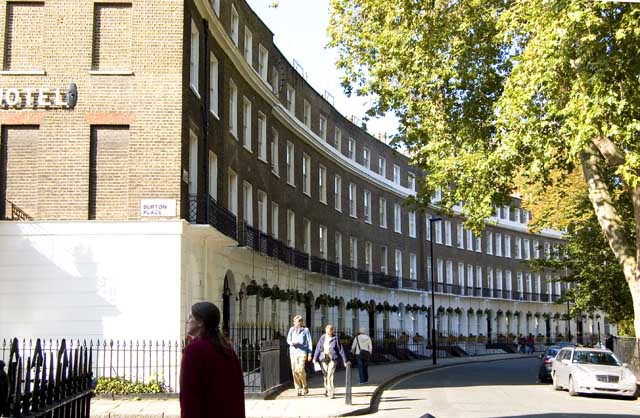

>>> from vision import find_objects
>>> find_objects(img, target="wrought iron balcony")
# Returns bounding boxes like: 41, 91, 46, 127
207, 196, 237, 240
3, 200, 32, 221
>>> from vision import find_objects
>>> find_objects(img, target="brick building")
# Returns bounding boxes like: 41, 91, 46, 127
0, 0, 609, 343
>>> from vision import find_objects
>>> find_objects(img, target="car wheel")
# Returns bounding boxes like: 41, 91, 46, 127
568, 376, 578, 396
552, 372, 561, 390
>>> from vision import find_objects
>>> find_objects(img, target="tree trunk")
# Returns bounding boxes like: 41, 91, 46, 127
580, 142, 640, 336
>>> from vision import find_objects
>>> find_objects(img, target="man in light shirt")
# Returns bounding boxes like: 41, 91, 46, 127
351, 328, 372, 384
286, 315, 313, 396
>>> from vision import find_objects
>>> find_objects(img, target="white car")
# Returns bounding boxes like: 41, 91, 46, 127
551, 347, 638, 399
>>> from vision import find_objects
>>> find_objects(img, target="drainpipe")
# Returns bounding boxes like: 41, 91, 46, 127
202, 18, 210, 223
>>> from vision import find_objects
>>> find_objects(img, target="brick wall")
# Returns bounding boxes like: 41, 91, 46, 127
0, 0, 184, 220
1, 126, 39, 218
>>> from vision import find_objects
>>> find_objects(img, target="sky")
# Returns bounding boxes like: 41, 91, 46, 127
245, 0, 399, 139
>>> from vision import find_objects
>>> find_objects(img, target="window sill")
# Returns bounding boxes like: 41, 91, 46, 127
303, 191, 311, 198
364, 219, 372, 225
258, 156, 268, 164
319, 200, 327, 205
0, 70, 46, 75
335, 208, 342, 213
271, 170, 280, 178
350, 214, 358, 219
209, 110, 220, 120
243, 145, 253, 154
287, 182, 296, 189
90, 70, 134, 76
380, 225, 387, 229
230, 131, 238, 140
190, 85, 201, 98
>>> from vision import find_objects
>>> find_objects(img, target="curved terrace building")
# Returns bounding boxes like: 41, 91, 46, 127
0, 0, 609, 345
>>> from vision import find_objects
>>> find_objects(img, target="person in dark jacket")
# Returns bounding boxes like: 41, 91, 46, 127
0, 360, 8, 417
180, 302, 245, 418
313, 324, 349, 398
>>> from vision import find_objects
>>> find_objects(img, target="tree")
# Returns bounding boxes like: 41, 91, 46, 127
329, 0, 640, 334
524, 168, 634, 333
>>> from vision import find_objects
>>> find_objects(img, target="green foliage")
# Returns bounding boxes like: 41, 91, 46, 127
329, 0, 640, 334
95, 376, 170, 395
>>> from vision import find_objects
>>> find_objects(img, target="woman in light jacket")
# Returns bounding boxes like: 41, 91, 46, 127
313, 324, 348, 398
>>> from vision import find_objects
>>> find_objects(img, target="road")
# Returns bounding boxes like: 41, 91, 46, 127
373, 357, 640, 418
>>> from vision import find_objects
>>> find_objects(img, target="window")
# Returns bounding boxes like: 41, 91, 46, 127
257, 191, 267, 232
533, 240, 540, 259
426, 214, 432, 241
394, 204, 402, 233
476, 266, 483, 289
364, 190, 371, 223
505, 270, 512, 296
380, 246, 388, 273
409, 211, 416, 238
208, 151, 218, 200
319, 116, 327, 140
287, 210, 295, 247
536, 273, 542, 295
457, 223, 464, 249
271, 66, 279, 95
209, 53, 219, 115
335, 232, 343, 265
446, 260, 453, 284
243, 27, 253, 64
523, 210, 530, 224
319, 225, 328, 259
334, 175, 342, 211
230, 5, 239, 46
444, 220, 451, 245
487, 268, 493, 295
302, 153, 311, 196
271, 129, 279, 175
496, 269, 503, 291
319, 165, 327, 203
395, 249, 403, 278
378, 156, 386, 177
348, 183, 357, 217
393, 165, 401, 185
303, 218, 311, 255
349, 237, 358, 267
475, 235, 482, 253
363, 147, 370, 169
458, 263, 465, 291
271, 202, 279, 239
467, 265, 473, 288
365, 241, 372, 272
379, 197, 387, 228
286, 84, 295, 114
515, 237, 522, 259
257, 112, 267, 161
286, 141, 294, 186
502, 205, 510, 220
505, 235, 512, 258
408, 173, 416, 191
514, 208, 521, 223
496, 233, 502, 256
466, 229, 474, 251
258, 45, 268, 80
410, 254, 417, 280
242, 98, 252, 151
89, 126, 129, 220
190, 20, 200, 94
243, 181, 253, 226
211, 0, 220, 16
229, 79, 238, 137
348, 138, 355, 160
437, 259, 444, 283
544, 242, 551, 259
227, 169, 238, 215
487, 232, 493, 255
303, 100, 311, 128
92, 3, 131, 72
526, 273, 533, 295
523, 239, 530, 260
433, 187, 442, 202
334, 129, 342, 151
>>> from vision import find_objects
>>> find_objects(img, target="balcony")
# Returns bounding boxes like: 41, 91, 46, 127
3, 200, 33, 221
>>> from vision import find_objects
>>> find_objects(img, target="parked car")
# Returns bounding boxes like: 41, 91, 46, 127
538, 345, 562, 382
551, 347, 638, 399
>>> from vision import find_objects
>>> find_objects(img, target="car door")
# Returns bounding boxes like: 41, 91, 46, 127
555, 349, 570, 386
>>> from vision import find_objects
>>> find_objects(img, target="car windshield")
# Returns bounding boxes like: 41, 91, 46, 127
572, 351, 620, 366
547, 348, 559, 357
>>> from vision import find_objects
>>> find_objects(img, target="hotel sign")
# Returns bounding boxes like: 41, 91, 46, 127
0, 83, 78, 109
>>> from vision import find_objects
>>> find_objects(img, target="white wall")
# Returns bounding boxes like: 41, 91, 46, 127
0, 221, 183, 341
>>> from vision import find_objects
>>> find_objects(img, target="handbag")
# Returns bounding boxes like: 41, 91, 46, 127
356, 336, 371, 361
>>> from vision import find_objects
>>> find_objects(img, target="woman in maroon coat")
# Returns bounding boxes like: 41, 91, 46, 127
180, 302, 245, 418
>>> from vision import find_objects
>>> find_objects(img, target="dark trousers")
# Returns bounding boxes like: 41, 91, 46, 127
357, 354, 369, 383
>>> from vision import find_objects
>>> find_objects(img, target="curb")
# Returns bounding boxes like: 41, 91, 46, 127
339, 355, 531, 417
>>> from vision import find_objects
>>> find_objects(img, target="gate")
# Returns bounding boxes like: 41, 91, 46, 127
1, 338, 93, 418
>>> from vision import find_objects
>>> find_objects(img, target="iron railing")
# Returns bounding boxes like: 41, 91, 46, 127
3, 200, 33, 221
207, 196, 237, 240
3, 338, 92, 418
612, 336, 640, 380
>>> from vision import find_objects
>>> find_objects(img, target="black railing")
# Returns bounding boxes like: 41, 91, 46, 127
3, 338, 93, 418
207, 196, 237, 240
188, 193, 198, 223
3, 200, 33, 221
310, 256, 340, 278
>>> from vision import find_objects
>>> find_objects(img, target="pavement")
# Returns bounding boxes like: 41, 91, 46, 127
91, 352, 532, 418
